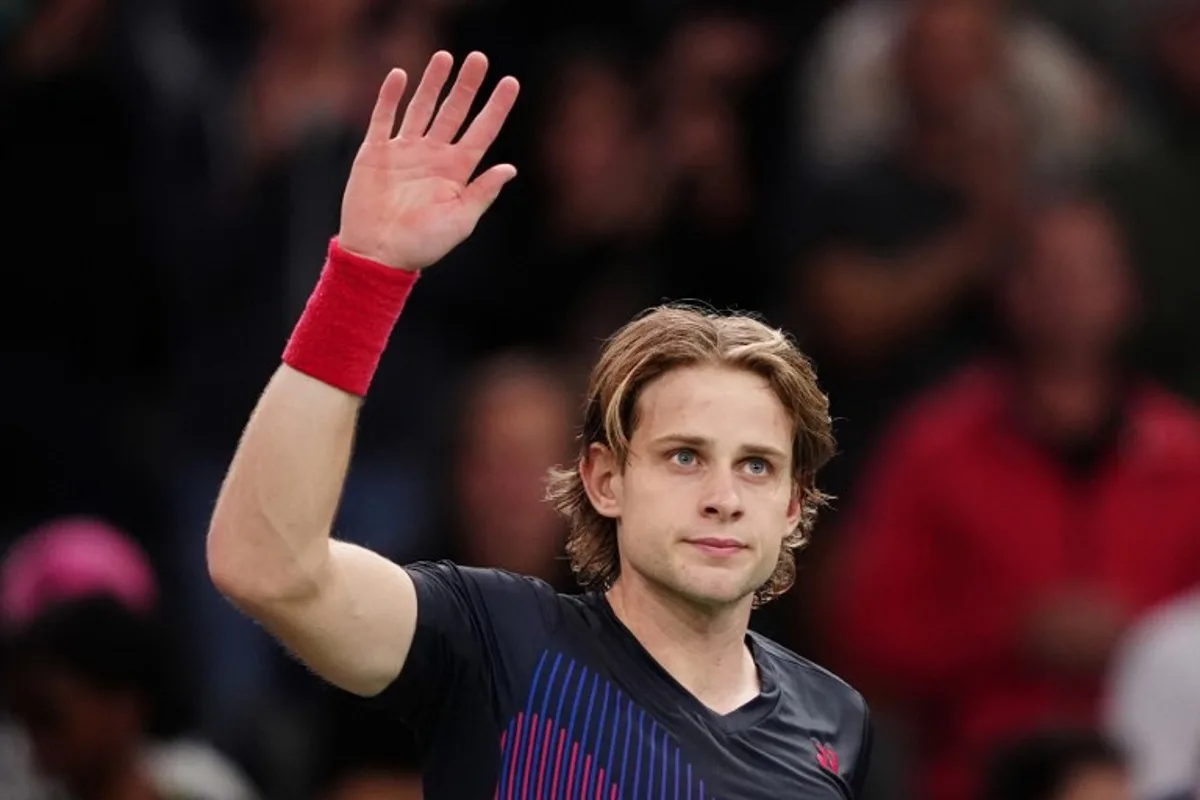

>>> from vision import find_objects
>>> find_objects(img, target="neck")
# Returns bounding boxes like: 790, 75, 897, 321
607, 571, 759, 715
1016, 356, 1119, 442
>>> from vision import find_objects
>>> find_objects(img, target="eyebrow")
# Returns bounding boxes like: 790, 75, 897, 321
650, 433, 789, 462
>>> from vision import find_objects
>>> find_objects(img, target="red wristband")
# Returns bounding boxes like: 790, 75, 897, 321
282, 238, 418, 396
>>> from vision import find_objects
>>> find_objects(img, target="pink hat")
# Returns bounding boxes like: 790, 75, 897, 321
0, 516, 158, 630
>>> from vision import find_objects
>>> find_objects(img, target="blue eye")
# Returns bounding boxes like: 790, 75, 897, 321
672, 449, 697, 466
745, 458, 769, 475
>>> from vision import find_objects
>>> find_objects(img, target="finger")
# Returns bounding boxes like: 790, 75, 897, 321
366, 68, 408, 142
398, 51, 454, 139
426, 51, 489, 143
461, 163, 517, 216
456, 76, 520, 159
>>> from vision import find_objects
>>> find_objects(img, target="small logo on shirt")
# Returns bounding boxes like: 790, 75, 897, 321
813, 739, 839, 774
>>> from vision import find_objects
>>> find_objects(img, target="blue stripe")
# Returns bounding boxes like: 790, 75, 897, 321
674, 746, 679, 800
575, 673, 600, 800
618, 698, 633, 799
632, 708, 645, 799
538, 652, 563, 721
531, 653, 563, 799
604, 688, 620, 795
556, 666, 589, 800
686, 763, 691, 800
647, 721, 657, 800
594, 682, 611, 792
698, 779, 704, 800
513, 651, 549, 794
548, 661, 577, 800
660, 729, 667, 799
499, 715, 517, 796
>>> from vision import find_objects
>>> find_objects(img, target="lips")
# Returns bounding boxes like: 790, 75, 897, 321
687, 538, 747, 555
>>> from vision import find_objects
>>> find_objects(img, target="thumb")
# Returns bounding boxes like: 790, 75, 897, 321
462, 163, 517, 216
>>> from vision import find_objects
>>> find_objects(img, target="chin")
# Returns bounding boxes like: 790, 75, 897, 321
669, 568, 760, 610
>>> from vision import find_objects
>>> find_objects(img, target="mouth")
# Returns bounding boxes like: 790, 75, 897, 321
686, 538, 748, 556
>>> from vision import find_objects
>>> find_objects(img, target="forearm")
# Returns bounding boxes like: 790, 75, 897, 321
807, 217, 992, 363
207, 365, 360, 605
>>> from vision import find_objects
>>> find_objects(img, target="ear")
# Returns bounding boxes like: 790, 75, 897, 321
786, 479, 804, 532
580, 442, 622, 520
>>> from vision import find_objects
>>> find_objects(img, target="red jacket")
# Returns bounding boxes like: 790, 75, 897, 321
829, 363, 1200, 800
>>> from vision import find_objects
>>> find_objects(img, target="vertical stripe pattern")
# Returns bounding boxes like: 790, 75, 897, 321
495, 651, 712, 799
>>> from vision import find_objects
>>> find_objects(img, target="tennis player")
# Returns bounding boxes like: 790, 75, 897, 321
207, 50, 872, 798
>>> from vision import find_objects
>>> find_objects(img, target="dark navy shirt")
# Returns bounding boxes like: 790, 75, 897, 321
382, 561, 872, 799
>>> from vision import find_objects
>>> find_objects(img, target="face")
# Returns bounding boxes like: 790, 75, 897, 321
540, 58, 636, 193
1004, 202, 1132, 359
1055, 764, 1131, 800
584, 365, 801, 609
899, 0, 1001, 122
5, 665, 141, 787
457, 373, 573, 579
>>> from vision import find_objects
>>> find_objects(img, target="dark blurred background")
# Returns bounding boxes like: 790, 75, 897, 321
4, 0, 1200, 798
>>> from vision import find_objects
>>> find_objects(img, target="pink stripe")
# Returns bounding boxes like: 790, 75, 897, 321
535, 719, 553, 800
595, 768, 606, 800
505, 712, 524, 800
610, 785, 617, 800
566, 742, 580, 800
581, 754, 592, 800
520, 713, 539, 799
495, 728, 507, 800
550, 730, 567, 800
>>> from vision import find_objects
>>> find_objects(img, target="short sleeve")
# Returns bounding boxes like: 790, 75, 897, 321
379, 560, 563, 735
847, 703, 874, 798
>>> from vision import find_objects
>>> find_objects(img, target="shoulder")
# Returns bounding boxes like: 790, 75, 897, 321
874, 364, 1003, 463
752, 632, 870, 731
1129, 385, 1200, 471
404, 560, 572, 633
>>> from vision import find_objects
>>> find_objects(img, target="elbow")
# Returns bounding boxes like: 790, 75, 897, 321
205, 516, 254, 605
205, 513, 325, 611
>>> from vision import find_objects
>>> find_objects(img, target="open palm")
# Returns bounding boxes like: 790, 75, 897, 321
338, 51, 520, 271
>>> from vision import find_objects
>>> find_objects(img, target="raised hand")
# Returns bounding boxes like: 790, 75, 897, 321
337, 51, 520, 271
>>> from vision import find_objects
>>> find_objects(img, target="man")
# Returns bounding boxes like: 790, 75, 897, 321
206, 51, 872, 797
828, 192, 1200, 800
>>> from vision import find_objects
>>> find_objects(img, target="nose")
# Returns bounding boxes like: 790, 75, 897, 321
701, 468, 744, 522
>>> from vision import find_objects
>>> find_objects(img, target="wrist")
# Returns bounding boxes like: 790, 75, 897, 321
282, 238, 419, 396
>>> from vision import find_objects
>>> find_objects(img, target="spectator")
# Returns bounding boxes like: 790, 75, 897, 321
0, 518, 257, 800
829, 192, 1200, 800
800, 0, 1119, 179
785, 0, 1024, 505
983, 729, 1131, 800
1106, 589, 1200, 800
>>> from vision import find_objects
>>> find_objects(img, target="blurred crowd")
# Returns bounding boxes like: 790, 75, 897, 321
4, 0, 1200, 797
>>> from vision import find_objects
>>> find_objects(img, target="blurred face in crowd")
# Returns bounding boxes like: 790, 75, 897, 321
897, 0, 1004, 124
257, 0, 372, 42
456, 364, 573, 579
1152, 1, 1200, 104
1054, 763, 1132, 800
1003, 200, 1134, 363
539, 55, 638, 194
593, 365, 801, 609
5, 661, 143, 791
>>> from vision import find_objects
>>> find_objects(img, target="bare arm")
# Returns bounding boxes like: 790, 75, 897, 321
207, 366, 417, 696
802, 220, 992, 366
206, 52, 519, 697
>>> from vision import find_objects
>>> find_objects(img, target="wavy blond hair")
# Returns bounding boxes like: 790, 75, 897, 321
546, 304, 835, 607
